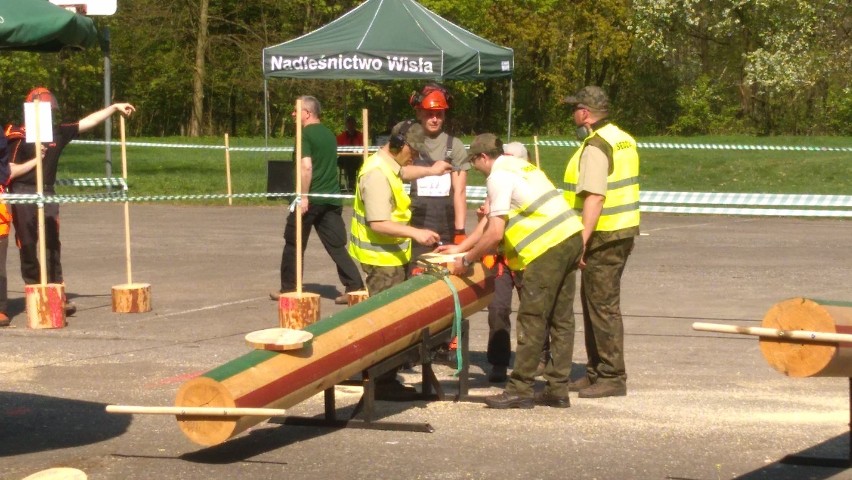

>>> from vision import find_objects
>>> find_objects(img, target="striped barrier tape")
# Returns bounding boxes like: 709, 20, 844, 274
4, 181, 851, 218
71, 139, 851, 153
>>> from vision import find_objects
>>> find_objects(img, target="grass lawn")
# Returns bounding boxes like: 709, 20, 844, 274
55, 134, 852, 204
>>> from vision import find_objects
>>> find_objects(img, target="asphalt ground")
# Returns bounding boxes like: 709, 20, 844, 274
1, 203, 851, 480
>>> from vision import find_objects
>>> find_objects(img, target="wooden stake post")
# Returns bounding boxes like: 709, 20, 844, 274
533, 135, 540, 169
26, 98, 66, 329
111, 116, 152, 313
278, 98, 319, 329
224, 133, 233, 206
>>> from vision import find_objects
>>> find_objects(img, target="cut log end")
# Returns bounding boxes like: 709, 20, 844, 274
759, 298, 840, 377
174, 376, 239, 446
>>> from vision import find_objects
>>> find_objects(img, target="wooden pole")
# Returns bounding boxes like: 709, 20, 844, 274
120, 116, 132, 285
693, 322, 852, 344
176, 265, 494, 446
111, 116, 151, 313
295, 99, 303, 296
25, 99, 66, 329
106, 405, 288, 417
34, 99, 47, 286
533, 135, 540, 169
224, 133, 233, 206
696, 298, 852, 378
361, 108, 369, 166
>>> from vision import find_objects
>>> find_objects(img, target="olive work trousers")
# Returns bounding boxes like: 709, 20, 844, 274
580, 237, 635, 387
360, 264, 405, 296
505, 233, 583, 398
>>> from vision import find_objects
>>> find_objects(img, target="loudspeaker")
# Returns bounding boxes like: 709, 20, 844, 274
266, 160, 295, 201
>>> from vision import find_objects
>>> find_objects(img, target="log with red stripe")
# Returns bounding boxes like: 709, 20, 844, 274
175, 264, 494, 446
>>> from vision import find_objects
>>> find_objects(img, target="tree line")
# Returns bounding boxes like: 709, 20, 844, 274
1, 0, 849, 138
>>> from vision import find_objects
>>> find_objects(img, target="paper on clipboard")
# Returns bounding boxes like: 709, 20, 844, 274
24, 102, 54, 144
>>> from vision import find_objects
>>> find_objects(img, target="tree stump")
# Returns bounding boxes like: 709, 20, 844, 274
112, 283, 152, 313
278, 292, 320, 329
25, 283, 66, 329
347, 290, 370, 306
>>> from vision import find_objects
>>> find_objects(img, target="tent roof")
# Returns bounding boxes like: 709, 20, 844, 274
263, 0, 513, 81
0, 0, 98, 52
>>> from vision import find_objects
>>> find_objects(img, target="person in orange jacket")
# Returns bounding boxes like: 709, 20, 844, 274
0, 129, 40, 326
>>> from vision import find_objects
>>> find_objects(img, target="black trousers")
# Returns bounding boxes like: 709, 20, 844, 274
279, 203, 364, 293
11, 200, 63, 285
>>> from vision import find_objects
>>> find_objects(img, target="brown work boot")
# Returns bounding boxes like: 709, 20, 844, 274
578, 381, 627, 399
0, 312, 10, 327
484, 392, 534, 409
568, 376, 592, 392
534, 390, 570, 408
334, 294, 348, 305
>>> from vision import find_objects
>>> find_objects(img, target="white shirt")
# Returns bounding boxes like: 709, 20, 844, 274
486, 155, 536, 217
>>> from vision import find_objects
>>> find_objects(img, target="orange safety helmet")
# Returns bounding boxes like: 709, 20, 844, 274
25, 87, 58, 109
410, 84, 451, 110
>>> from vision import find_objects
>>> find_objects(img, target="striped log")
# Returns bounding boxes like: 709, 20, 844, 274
175, 264, 493, 446
759, 298, 852, 377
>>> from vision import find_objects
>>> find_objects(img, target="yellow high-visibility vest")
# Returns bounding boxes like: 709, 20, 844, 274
495, 156, 583, 270
349, 153, 412, 266
563, 123, 640, 231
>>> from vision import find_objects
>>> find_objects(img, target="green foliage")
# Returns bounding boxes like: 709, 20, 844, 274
2, 0, 848, 137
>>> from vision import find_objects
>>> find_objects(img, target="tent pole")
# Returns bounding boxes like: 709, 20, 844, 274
507, 78, 514, 141
264, 78, 269, 151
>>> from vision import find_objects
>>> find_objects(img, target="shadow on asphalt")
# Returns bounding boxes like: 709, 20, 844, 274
734, 433, 850, 479
178, 400, 421, 464
0, 392, 131, 456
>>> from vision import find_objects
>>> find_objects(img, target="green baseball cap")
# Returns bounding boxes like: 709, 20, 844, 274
562, 85, 610, 111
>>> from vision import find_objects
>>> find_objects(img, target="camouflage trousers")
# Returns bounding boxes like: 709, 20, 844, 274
580, 237, 635, 387
506, 233, 583, 398
361, 264, 406, 296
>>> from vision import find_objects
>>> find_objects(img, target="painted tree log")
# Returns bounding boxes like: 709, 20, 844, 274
175, 264, 493, 446
346, 290, 369, 306
759, 297, 852, 377
278, 292, 320, 329
25, 284, 66, 329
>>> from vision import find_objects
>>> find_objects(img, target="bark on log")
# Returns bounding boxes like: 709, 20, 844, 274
278, 292, 320, 329
112, 283, 152, 313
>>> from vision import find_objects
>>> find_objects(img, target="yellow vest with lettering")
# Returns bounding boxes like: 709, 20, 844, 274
496, 156, 583, 270
563, 123, 640, 231
349, 153, 412, 266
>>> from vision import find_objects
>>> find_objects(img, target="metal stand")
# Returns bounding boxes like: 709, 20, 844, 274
780, 377, 852, 468
270, 320, 470, 433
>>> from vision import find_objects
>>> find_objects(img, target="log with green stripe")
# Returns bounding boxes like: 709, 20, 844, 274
176, 265, 494, 446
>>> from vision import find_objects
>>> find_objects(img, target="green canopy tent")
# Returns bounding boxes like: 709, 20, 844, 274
262, 0, 515, 138
0, 0, 98, 52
